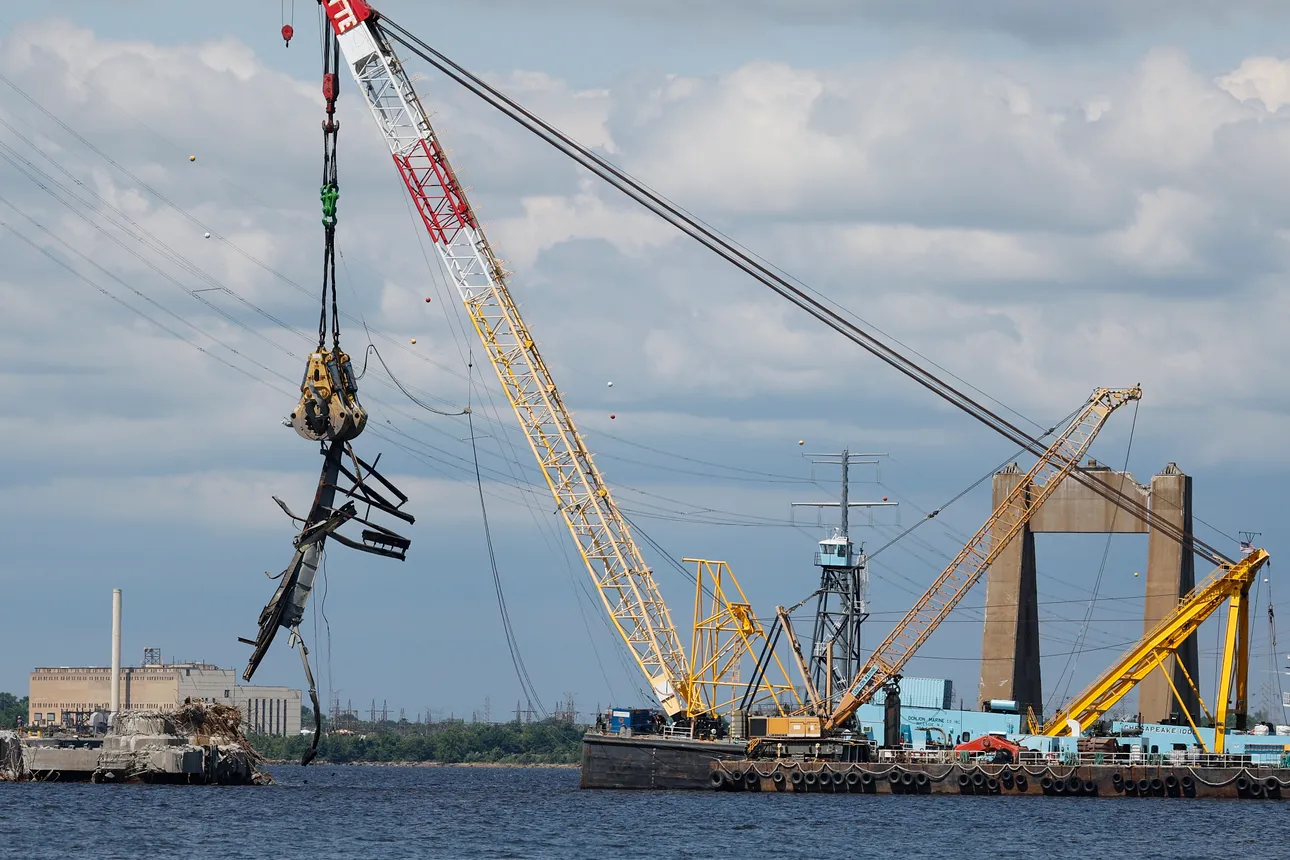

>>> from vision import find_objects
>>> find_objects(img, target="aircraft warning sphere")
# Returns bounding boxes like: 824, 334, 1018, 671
410, 338, 417, 344
610, 414, 616, 419
1134, 571, 1139, 577
882, 496, 888, 502
798, 440, 804, 446
189, 155, 196, 162
425, 297, 432, 303
203, 232, 211, 239
607, 381, 613, 387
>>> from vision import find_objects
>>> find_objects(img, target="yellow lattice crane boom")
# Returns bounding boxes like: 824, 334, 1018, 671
1043, 547, 1270, 753
822, 386, 1142, 731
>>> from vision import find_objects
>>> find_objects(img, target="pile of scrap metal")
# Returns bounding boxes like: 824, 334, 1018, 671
0, 700, 271, 785
0, 731, 23, 781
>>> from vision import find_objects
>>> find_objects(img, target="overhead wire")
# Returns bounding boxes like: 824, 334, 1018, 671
467, 372, 547, 716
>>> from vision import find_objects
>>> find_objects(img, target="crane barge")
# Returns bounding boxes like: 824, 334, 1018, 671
291, 1, 1280, 795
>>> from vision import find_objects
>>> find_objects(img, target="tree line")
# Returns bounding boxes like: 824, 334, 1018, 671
248, 717, 586, 764
0, 693, 29, 729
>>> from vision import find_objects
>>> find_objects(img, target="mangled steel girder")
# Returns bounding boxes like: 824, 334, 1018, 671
240, 440, 414, 683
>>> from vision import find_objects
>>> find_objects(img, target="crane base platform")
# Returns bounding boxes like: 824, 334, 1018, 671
580, 732, 747, 790
709, 760, 1290, 799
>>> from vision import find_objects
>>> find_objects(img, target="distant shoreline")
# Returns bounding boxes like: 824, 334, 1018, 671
264, 760, 579, 769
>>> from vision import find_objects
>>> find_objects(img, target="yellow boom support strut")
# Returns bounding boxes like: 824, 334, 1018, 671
824, 386, 1142, 731
1042, 548, 1270, 753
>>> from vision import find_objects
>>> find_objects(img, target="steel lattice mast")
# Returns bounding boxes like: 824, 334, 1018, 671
321, 0, 691, 715
824, 386, 1142, 730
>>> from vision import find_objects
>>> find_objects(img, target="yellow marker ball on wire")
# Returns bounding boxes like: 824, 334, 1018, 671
189, 155, 196, 162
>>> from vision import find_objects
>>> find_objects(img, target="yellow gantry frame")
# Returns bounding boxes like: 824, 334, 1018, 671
823, 386, 1143, 731
1043, 548, 1270, 754
684, 559, 800, 720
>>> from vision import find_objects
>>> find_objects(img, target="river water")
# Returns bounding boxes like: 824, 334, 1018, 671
1, 764, 1281, 858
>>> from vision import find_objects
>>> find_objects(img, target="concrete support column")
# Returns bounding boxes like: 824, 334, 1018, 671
1139, 464, 1198, 723
978, 467, 1043, 714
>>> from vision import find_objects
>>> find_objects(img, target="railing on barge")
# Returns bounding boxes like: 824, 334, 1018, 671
867, 747, 1290, 769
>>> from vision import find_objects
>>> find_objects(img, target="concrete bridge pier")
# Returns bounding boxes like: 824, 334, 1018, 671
977, 462, 1198, 723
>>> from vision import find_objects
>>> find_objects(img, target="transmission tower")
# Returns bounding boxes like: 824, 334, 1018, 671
791, 449, 896, 707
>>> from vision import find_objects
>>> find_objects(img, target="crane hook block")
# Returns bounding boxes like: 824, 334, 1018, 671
281, 24, 294, 46
290, 349, 368, 442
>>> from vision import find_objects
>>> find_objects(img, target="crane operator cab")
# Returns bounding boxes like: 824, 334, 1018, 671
816, 533, 858, 568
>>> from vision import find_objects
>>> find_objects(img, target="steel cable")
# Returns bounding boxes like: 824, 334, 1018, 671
380, 18, 1233, 568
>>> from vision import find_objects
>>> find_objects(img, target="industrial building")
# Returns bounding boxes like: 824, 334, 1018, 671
28, 657, 301, 737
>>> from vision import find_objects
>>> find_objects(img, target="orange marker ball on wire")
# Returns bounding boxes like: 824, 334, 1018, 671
610, 414, 616, 420
425, 297, 432, 303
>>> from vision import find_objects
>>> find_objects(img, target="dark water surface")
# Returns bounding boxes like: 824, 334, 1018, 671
1, 764, 1281, 859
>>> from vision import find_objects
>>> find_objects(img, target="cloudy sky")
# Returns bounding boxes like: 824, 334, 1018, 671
0, 1, 1287, 723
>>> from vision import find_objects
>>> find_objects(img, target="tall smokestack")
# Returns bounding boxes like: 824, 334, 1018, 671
110, 588, 122, 722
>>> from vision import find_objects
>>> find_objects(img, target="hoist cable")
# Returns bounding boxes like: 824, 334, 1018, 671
379, 18, 1234, 569
318, 27, 343, 351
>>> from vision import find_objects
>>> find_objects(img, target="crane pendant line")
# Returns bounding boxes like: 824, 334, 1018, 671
324, 3, 692, 715
823, 386, 1142, 731
375, 15, 1233, 572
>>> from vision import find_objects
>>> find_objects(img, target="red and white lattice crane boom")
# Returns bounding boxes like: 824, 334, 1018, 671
318, 0, 695, 715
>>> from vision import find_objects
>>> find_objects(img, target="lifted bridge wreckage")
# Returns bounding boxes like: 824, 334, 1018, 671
238, 8, 415, 766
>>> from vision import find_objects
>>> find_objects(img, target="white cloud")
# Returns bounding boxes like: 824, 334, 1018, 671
1, 16, 1288, 712
458, 0, 1288, 44
1218, 57, 1290, 112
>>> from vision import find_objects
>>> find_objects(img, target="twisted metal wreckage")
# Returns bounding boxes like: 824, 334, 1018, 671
238, 16, 414, 765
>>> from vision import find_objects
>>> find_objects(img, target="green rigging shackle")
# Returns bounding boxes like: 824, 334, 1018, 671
321, 182, 339, 226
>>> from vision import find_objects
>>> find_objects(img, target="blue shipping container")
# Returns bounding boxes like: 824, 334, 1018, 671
869, 677, 953, 710
608, 708, 660, 734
